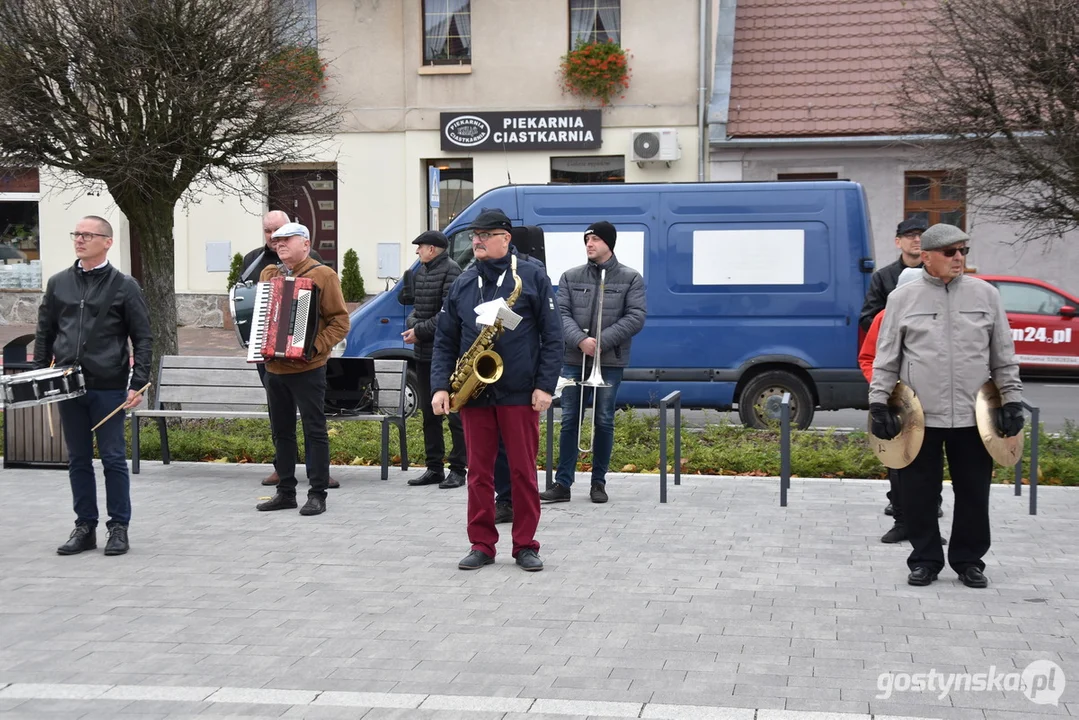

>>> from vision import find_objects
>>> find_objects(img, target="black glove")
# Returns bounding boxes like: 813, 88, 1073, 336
997, 402, 1024, 438
869, 403, 901, 440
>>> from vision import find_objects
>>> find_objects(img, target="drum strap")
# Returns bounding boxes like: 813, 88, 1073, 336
77, 270, 127, 365
240, 250, 266, 283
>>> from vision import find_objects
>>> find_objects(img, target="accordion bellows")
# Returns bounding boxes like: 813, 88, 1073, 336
247, 276, 321, 363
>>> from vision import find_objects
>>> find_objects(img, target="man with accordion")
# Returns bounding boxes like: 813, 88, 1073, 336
255, 222, 349, 517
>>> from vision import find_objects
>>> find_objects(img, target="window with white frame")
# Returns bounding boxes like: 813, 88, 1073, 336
424, 0, 471, 65
569, 0, 620, 47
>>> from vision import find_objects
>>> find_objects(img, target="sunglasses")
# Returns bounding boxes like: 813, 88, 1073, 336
936, 246, 971, 258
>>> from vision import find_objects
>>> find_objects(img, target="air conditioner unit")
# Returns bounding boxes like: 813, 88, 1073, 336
630, 128, 681, 164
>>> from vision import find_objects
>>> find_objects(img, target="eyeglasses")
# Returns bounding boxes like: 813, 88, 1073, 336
469, 231, 508, 241
70, 232, 110, 241
936, 246, 971, 258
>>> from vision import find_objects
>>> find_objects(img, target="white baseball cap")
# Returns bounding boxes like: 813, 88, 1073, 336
270, 222, 310, 240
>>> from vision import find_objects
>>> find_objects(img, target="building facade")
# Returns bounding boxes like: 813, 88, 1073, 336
1, 0, 709, 323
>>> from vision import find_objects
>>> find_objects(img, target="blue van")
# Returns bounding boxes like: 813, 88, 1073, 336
344, 181, 875, 428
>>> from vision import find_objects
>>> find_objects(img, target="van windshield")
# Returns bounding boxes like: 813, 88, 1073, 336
448, 228, 475, 269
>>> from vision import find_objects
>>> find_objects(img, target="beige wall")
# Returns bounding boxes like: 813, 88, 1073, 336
33, 0, 708, 295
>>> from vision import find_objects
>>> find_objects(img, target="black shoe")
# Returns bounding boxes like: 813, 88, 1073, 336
937, 504, 944, 518
408, 469, 445, 486
515, 549, 544, 572
257, 493, 298, 511
328, 477, 340, 489
589, 483, 608, 504
539, 484, 571, 502
439, 470, 466, 489
880, 523, 907, 544
907, 566, 938, 586
57, 524, 96, 555
884, 503, 894, 516
299, 496, 326, 516
494, 502, 513, 524
959, 567, 988, 588
458, 550, 494, 570
104, 525, 129, 556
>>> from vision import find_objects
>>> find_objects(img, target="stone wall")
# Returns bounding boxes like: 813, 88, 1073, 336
0, 291, 43, 325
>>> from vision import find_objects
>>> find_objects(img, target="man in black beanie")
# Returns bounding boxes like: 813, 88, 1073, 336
541, 220, 645, 504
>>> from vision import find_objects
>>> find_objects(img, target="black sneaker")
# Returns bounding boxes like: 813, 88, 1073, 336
57, 524, 96, 555
439, 470, 466, 489
589, 483, 608, 504
515, 549, 544, 572
880, 523, 907, 544
257, 493, 298, 511
494, 502, 513, 524
408, 469, 445, 486
299, 496, 326, 516
104, 525, 129, 556
458, 550, 494, 570
539, 484, 571, 502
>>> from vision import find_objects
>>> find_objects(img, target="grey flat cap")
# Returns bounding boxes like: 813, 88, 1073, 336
920, 223, 969, 251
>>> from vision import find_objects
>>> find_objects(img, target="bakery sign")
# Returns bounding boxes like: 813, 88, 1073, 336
440, 110, 602, 152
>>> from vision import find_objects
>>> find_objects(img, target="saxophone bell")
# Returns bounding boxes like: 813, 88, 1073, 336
448, 349, 504, 413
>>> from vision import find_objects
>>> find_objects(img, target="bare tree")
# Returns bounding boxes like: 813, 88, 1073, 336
896, 0, 1079, 243
0, 0, 341, 376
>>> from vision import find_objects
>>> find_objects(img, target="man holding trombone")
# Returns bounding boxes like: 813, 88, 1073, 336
541, 221, 646, 504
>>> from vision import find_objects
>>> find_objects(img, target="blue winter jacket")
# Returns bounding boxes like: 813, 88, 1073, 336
432, 248, 563, 407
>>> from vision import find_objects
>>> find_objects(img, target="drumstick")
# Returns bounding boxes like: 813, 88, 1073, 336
46, 360, 56, 436
91, 382, 151, 432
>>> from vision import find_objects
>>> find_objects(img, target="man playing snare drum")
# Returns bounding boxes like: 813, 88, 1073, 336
34, 215, 153, 557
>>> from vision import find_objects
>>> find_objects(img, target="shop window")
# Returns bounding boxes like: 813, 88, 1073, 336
904, 171, 966, 229
423, 0, 471, 65
0, 168, 41, 290
569, 0, 620, 47
551, 155, 625, 184
425, 159, 473, 231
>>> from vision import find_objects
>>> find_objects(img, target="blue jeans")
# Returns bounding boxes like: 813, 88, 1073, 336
58, 388, 131, 528
555, 364, 623, 488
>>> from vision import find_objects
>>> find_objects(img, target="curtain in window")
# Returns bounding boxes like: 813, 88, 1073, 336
596, 2, 620, 44
569, 1, 594, 47
569, 0, 620, 47
425, 0, 471, 62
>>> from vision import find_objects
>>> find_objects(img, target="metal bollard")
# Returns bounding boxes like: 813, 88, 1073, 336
658, 391, 682, 503
780, 392, 791, 507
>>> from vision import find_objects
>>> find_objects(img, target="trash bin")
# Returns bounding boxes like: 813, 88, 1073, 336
3, 334, 69, 469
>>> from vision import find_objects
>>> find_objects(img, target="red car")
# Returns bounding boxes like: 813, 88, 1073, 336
975, 274, 1079, 375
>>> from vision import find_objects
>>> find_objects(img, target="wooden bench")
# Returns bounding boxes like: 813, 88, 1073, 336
130, 355, 409, 479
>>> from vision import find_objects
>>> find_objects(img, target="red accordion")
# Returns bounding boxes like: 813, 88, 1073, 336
247, 276, 321, 363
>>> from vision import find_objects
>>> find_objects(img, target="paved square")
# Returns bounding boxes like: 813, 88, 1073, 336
1, 461, 1076, 719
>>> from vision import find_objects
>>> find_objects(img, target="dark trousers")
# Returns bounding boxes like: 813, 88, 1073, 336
416, 359, 466, 473
900, 426, 992, 575
887, 468, 903, 524
58, 389, 131, 528
460, 405, 541, 558
265, 366, 329, 499
495, 443, 511, 504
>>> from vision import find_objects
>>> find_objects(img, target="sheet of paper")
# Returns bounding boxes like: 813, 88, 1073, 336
473, 299, 523, 331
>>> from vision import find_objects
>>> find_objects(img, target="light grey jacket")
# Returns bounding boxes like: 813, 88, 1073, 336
557, 255, 646, 368
869, 270, 1022, 428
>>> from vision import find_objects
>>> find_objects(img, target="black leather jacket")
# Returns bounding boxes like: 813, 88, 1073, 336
859, 256, 923, 331
33, 262, 153, 391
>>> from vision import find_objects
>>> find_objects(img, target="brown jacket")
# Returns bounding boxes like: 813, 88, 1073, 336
259, 256, 350, 375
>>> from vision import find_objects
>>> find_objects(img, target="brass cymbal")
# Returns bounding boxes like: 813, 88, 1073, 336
868, 382, 925, 469
975, 381, 1024, 467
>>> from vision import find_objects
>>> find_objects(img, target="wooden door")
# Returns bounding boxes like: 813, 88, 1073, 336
268, 169, 339, 271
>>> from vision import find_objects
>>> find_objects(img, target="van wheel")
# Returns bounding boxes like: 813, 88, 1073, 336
402, 369, 419, 418
737, 371, 815, 429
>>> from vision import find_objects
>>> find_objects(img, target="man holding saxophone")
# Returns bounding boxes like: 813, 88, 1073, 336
431, 208, 563, 572
541, 221, 646, 504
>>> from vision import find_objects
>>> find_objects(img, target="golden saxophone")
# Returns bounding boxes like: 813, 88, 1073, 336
448, 254, 523, 412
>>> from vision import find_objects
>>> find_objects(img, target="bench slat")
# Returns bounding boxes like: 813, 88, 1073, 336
160, 368, 264, 387
158, 386, 267, 405
133, 409, 388, 421
162, 356, 252, 370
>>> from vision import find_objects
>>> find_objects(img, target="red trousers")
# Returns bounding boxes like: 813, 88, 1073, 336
460, 404, 541, 558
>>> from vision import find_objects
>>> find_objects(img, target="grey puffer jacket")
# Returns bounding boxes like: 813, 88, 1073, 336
869, 271, 1021, 428
557, 255, 646, 368
406, 251, 461, 362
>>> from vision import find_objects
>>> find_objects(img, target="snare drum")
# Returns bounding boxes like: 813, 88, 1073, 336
229, 282, 257, 348
0, 366, 86, 409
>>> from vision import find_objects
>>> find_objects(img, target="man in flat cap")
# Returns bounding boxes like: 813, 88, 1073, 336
870, 223, 1022, 589
401, 230, 467, 489
541, 220, 645, 505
